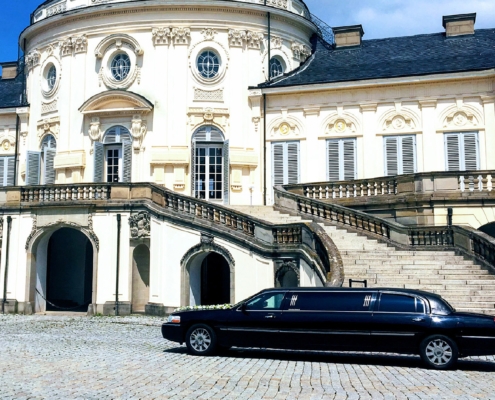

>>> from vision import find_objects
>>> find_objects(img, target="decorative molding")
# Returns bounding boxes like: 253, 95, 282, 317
26, 50, 41, 71
89, 117, 102, 142
130, 114, 147, 150
228, 29, 247, 47
60, 38, 74, 57
187, 107, 230, 130
439, 103, 484, 130
271, 36, 283, 49
25, 215, 38, 251
247, 31, 264, 50
274, 259, 299, 288
201, 28, 217, 41
94, 34, 144, 58
37, 118, 60, 141
0, 217, 3, 240
47, 1, 66, 17
194, 88, 224, 102
181, 235, 235, 267
200, 233, 214, 245
41, 100, 58, 115
321, 111, 361, 136
259, 0, 288, 9
152, 27, 191, 46
291, 42, 311, 62
60, 35, 87, 56
379, 108, 420, 133
129, 211, 150, 239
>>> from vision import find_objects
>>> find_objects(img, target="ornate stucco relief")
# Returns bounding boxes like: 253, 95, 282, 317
37, 117, 60, 141
291, 42, 311, 62
129, 211, 150, 239
152, 27, 191, 46
194, 88, 224, 102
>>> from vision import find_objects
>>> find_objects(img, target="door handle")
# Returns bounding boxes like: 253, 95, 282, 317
412, 317, 425, 322
265, 315, 275, 319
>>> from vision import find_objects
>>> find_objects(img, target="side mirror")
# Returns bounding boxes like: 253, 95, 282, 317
240, 303, 247, 313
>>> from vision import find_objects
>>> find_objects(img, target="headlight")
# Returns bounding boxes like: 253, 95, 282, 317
167, 315, 181, 324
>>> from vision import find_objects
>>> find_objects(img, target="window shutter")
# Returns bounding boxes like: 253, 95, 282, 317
44, 148, 56, 184
384, 137, 398, 176
191, 141, 197, 198
122, 140, 132, 183
223, 140, 229, 205
342, 139, 357, 180
463, 132, 479, 171
6, 157, 15, 186
287, 142, 299, 184
93, 142, 104, 182
0, 158, 5, 186
26, 151, 41, 185
401, 136, 416, 174
272, 143, 285, 186
103, 127, 117, 144
445, 134, 460, 171
327, 140, 340, 181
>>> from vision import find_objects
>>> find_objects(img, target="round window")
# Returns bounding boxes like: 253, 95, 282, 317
197, 50, 220, 79
269, 57, 284, 79
46, 65, 57, 90
111, 53, 131, 81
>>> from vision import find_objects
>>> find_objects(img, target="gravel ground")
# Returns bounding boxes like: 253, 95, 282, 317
0, 314, 494, 399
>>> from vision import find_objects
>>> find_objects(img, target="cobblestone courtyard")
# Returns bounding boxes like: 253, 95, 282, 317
0, 314, 494, 399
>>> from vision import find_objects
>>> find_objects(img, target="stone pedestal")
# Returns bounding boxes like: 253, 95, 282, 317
103, 301, 131, 316
145, 302, 175, 316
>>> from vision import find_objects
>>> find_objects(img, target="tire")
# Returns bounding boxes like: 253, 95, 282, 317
185, 324, 217, 356
420, 335, 458, 370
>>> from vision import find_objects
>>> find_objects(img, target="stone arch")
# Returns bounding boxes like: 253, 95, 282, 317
268, 115, 305, 140
275, 260, 300, 288
377, 107, 421, 133
180, 235, 235, 306
320, 111, 362, 136
438, 103, 484, 131
25, 219, 99, 314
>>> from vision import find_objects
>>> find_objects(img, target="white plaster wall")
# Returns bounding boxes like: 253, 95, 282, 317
300, 259, 323, 287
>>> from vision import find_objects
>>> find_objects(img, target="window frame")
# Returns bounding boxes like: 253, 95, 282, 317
444, 131, 479, 171
326, 138, 357, 181
383, 135, 417, 176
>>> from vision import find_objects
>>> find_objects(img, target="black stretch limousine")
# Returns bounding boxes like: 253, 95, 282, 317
161, 288, 495, 369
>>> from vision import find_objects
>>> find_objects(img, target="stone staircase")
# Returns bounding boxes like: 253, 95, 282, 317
229, 206, 495, 315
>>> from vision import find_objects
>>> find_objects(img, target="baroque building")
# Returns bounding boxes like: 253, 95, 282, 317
0, 1, 494, 315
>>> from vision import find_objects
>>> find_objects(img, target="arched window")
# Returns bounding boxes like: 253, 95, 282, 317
93, 126, 132, 183
26, 134, 57, 185
191, 125, 229, 204
269, 57, 285, 79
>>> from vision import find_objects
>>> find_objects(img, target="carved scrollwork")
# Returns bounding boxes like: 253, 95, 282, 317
89, 117, 102, 142
274, 259, 300, 288
129, 211, 151, 239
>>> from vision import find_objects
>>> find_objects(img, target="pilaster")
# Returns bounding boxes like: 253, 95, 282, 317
419, 99, 438, 172
360, 103, 378, 178
482, 96, 495, 169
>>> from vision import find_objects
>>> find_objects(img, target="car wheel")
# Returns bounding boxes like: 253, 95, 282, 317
186, 324, 217, 356
420, 335, 458, 370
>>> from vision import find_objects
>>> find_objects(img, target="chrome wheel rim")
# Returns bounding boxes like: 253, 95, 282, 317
425, 339, 453, 366
190, 328, 212, 352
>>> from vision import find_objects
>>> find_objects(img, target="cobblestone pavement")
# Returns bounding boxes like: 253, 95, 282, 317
1, 314, 495, 399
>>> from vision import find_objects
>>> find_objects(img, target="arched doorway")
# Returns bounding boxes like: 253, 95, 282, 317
132, 244, 150, 312
187, 252, 231, 306
41, 228, 93, 312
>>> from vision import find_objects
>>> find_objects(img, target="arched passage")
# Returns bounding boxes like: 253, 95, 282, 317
30, 227, 95, 313
45, 228, 93, 311
132, 244, 150, 312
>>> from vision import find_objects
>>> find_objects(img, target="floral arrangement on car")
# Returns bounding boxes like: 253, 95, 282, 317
174, 304, 233, 312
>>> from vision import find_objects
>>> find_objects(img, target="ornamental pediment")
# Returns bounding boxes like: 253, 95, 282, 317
78, 90, 154, 116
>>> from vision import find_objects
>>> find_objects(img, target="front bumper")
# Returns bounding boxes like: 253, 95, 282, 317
161, 323, 184, 344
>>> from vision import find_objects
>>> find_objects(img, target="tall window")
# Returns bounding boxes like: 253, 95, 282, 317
0, 156, 15, 186
93, 126, 132, 183
26, 134, 57, 185
191, 126, 229, 204
327, 138, 357, 181
272, 141, 300, 187
445, 132, 479, 171
269, 57, 284, 79
384, 135, 416, 176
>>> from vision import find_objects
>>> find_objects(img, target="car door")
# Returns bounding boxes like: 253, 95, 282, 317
280, 290, 376, 351
223, 291, 287, 348
371, 292, 432, 352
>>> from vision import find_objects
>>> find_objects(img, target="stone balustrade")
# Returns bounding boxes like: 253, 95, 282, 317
290, 171, 495, 201
21, 185, 110, 202
32, 0, 310, 23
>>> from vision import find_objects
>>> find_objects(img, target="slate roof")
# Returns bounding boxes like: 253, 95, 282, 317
259, 29, 495, 89
0, 66, 25, 109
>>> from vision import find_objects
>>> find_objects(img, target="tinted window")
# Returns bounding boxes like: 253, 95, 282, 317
379, 293, 422, 313
286, 292, 373, 311
430, 298, 454, 315
245, 292, 285, 310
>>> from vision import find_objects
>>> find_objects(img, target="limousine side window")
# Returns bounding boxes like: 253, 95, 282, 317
286, 292, 374, 311
378, 293, 425, 313
245, 292, 285, 310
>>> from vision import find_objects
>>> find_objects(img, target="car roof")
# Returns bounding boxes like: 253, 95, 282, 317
260, 287, 444, 301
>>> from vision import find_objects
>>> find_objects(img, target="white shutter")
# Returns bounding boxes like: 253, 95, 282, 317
44, 148, 56, 184
384, 137, 398, 176
342, 139, 357, 180
287, 142, 299, 184
93, 142, 104, 182
462, 132, 479, 171
445, 134, 460, 171
327, 140, 340, 181
6, 157, 15, 186
122, 141, 132, 183
191, 141, 197, 198
26, 151, 41, 185
0, 158, 5, 186
401, 136, 416, 174
272, 143, 284, 186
